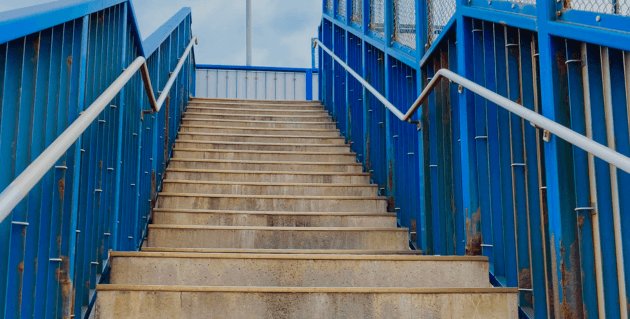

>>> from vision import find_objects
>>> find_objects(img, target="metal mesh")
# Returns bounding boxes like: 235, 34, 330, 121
327, 0, 333, 12
370, 0, 385, 35
427, 0, 456, 45
566, 0, 630, 16
352, 0, 363, 24
394, 0, 416, 49
338, 0, 347, 17
494, 0, 536, 4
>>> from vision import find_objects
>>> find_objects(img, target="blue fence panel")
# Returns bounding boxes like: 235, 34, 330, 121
319, 0, 630, 317
0, 1, 195, 318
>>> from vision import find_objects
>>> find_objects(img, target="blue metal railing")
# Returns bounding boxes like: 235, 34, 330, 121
319, 0, 630, 318
0, 1, 195, 318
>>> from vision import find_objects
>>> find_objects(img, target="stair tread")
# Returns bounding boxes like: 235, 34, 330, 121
175, 140, 349, 147
168, 158, 361, 166
184, 118, 336, 125
177, 132, 344, 140
185, 111, 331, 119
173, 148, 355, 156
110, 251, 487, 261
158, 193, 385, 200
140, 247, 421, 254
97, 285, 517, 294
181, 124, 339, 132
148, 225, 406, 231
187, 106, 328, 113
165, 168, 368, 176
163, 180, 374, 187
153, 208, 394, 216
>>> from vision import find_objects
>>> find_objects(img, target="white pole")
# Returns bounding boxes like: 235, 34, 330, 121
246, 0, 252, 66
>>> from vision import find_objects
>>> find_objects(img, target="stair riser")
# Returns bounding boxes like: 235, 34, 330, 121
180, 126, 340, 137
172, 150, 356, 163
162, 183, 376, 196
177, 133, 346, 145
157, 197, 387, 213
167, 161, 363, 173
147, 228, 408, 250
182, 119, 336, 129
184, 113, 332, 123
153, 212, 396, 227
190, 99, 324, 105
95, 290, 517, 319
188, 102, 324, 110
164, 171, 370, 184
174, 141, 350, 153
186, 107, 329, 116
110, 257, 490, 287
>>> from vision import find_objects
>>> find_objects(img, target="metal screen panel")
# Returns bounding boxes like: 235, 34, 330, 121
394, 0, 416, 49
566, 0, 630, 16
338, 0, 347, 18
427, 0, 456, 45
352, 0, 363, 24
327, 0, 334, 12
370, 0, 385, 36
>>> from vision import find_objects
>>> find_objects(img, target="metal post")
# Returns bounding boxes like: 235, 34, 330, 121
246, 0, 252, 66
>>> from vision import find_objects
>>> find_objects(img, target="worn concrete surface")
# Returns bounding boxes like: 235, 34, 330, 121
179, 125, 341, 137
177, 132, 346, 144
167, 159, 363, 173
95, 287, 518, 319
174, 140, 351, 152
164, 169, 370, 184
161, 181, 377, 196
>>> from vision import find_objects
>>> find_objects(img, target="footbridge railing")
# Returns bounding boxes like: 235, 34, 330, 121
0, 1, 196, 318
318, 0, 630, 318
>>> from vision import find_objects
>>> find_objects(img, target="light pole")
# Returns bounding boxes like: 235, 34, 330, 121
246, 0, 252, 66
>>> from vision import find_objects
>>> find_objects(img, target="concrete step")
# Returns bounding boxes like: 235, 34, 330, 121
186, 106, 329, 116
174, 140, 351, 153
164, 169, 370, 184
156, 194, 387, 213
152, 209, 397, 227
109, 252, 490, 288
161, 180, 377, 196
95, 286, 518, 319
182, 118, 337, 129
189, 98, 324, 108
184, 112, 333, 122
140, 247, 424, 255
146, 225, 408, 250
167, 159, 363, 173
190, 97, 324, 105
179, 125, 340, 137
172, 149, 357, 163
177, 132, 346, 145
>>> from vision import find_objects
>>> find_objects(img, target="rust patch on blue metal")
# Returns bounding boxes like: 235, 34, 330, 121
465, 207, 482, 256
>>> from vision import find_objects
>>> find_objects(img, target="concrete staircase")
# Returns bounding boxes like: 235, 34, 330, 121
94, 98, 518, 318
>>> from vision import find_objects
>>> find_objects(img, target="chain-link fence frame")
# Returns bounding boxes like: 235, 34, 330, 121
351, 0, 363, 24
565, 0, 630, 17
393, 0, 417, 49
370, 0, 385, 36
338, 0, 347, 18
427, 0, 456, 45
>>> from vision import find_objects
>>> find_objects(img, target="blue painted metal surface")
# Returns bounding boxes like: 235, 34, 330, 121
0, 1, 195, 318
318, 0, 630, 317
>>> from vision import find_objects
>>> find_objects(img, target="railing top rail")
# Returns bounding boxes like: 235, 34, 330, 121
0, 36, 197, 224
315, 39, 630, 175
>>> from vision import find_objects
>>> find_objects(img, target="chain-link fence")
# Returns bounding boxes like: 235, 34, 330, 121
427, 0, 456, 45
370, 0, 385, 36
338, 0, 347, 18
493, 0, 536, 4
352, 0, 363, 24
313, 41, 320, 69
326, 0, 333, 12
566, 0, 630, 17
393, 0, 416, 49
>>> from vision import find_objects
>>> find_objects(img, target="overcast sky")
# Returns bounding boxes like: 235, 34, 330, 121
0, 0, 322, 68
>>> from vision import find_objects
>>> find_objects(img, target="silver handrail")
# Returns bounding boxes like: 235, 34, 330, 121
0, 36, 197, 222
315, 39, 630, 175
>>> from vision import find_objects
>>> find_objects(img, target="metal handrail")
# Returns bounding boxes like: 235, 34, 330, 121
315, 39, 630, 175
0, 36, 197, 222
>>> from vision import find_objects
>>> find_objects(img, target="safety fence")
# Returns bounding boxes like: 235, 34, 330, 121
319, 0, 630, 318
0, 1, 195, 318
